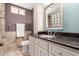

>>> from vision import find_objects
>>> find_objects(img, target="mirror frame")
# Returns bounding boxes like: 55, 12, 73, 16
44, 3, 64, 30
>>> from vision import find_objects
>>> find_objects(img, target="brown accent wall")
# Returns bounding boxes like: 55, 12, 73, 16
5, 3, 33, 31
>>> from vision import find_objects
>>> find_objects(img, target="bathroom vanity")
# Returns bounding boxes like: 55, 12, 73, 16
28, 3, 79, 56
29, 32, 79, 56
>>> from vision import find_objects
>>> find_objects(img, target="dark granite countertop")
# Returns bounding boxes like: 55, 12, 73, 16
31, 34, 79, 50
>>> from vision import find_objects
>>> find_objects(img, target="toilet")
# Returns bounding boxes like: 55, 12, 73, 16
21, 40, 29, 53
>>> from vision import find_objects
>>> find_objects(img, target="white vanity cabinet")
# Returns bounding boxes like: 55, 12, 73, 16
29, 36, 79, 56
29, 41, 34, 56
34, 38, 49, 56
29, 36, 49, 56
34, 38, 48, 50
49, 42, 79, 56
49, 53, 55, 56
34, 45, 48, 56
29, 36, 35, 56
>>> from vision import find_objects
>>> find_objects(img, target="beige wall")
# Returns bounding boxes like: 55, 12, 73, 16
0, 3, 31, 43
0, 3, 5, 33
0, 31, 31, 43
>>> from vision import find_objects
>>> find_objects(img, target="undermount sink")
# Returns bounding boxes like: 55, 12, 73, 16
39, 35, 54, 38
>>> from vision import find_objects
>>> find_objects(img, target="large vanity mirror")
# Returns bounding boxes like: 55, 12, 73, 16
45, 3, 63, 29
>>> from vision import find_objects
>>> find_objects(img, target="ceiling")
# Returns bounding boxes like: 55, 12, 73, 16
12, 3, 51, 10
12, 3, 36, 10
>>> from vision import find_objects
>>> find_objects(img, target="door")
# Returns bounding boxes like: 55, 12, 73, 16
34, 45, 48, 56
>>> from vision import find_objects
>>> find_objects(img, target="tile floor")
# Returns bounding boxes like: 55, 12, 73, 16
3, 48, 29, 56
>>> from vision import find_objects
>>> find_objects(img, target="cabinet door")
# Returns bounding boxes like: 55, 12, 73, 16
40, 48, 48, 56
29, 36, 34, 56
49, 53, 55, 56
34, 45, 38, 56
34, 45, 48, 56
34, 38, 48, 50
29, 41, 34, 56
49, 42, 79, 56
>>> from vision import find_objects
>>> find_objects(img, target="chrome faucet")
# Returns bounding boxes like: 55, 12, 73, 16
47, 30, 49, 35
47, 30, 52, 35
52, 32, 56, 39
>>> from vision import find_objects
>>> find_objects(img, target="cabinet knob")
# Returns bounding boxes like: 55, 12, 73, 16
59, 52, 62, 55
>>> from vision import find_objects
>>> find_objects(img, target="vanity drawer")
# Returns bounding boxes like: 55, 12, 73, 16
34, 37, 40, 44
49, 42, 79, 56
34, 38, 48, 50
